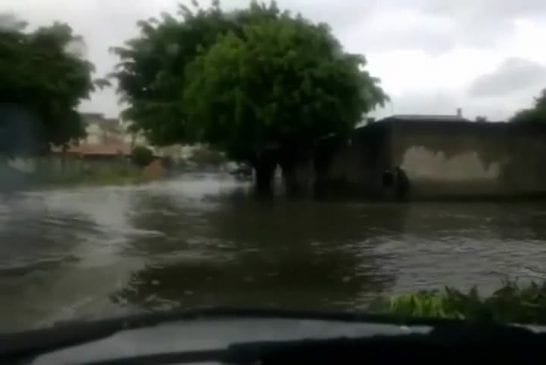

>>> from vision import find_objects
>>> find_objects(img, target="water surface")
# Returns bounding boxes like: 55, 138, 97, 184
1, 173, 546, 332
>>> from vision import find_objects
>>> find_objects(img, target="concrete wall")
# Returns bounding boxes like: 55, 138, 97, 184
315, 123, 392, 198
390, 120, 546, 198
314, 119, 546, 200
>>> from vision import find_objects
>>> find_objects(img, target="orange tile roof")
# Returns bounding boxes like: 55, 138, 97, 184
53, 143, 131, 156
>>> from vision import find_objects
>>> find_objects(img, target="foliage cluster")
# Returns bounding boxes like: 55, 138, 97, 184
511, 89, 546, 123
130, 145, 155, 167
112, 1, 387, 168
370, 281, 546, 324
0, 16, 96, 154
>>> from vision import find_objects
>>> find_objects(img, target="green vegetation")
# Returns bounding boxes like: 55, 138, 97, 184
0, 15, 98, 155
29, 158, 145, 188
510, 89, 546, 123
130, 145, 155, 167
112, 1, 387, 192
369, 281, 546, 324
32, 170, 144, 188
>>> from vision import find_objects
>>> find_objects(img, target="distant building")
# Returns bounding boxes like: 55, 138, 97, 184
75, 114, 216, 164
58, 143, 131, 160
385, 113, 468, 122
52, 113, 133, 159
81, 113, 126, 146
119, 118, 148, 148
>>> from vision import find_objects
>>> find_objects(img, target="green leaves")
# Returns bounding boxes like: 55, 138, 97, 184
130, 145, 154, 167
0, 18, 94, 154
111, 3, 235, 147
113, 1, 387, 163
510, 89, 546, 123
183, 8, 387, 161
370, 280, 546, 325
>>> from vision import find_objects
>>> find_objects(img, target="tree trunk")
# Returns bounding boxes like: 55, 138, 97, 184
253, 155, 277, 196
61, 145, 67, 173
279, 148, 314, 197
280, 159, 300, 197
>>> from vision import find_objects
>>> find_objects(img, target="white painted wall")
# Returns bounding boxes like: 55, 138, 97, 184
400, 146, 500, 181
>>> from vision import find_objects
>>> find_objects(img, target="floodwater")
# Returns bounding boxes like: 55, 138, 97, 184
2, 173, 546, 332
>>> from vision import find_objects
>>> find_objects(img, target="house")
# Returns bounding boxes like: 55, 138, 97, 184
51, 113, 133, 159
81, 113, 126, 146
58, 143, 131, 160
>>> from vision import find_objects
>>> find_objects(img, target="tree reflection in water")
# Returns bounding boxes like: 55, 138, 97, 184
113, 194, 406, 311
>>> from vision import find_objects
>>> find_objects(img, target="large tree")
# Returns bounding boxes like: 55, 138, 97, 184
113, 1, 387, 192
0, 16, 95, 155
510, 89, 546, 123
112, 1, 279, 145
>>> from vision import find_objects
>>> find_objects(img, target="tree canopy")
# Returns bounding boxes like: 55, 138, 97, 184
510, 89, 546, 123
112, 1, 281, 146
183, 13, 387, 163
0, 16, 95, 155
112, 1, 387, 168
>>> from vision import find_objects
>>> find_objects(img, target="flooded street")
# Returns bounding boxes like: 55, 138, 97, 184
2, 173, 546, 332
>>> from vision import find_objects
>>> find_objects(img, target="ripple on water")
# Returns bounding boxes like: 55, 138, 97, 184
2, 180, 546, 331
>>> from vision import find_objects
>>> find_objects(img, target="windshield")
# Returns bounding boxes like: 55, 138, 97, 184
2, 0, 546, 335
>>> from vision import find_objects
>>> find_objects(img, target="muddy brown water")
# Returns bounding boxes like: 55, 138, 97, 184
1, 173, 546, 332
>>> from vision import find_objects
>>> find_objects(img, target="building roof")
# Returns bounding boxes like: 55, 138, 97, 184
385, 114, 471, 122
52, 142, 131, 156
80, 112, 104, 119
353, 114, 499, 136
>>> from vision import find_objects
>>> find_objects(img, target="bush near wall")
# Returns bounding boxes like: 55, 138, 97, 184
31, 156, 144, 186
369, 280, 546, 324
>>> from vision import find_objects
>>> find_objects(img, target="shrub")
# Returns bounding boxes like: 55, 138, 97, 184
131, 145, 154, 167
369, 280, 546, 324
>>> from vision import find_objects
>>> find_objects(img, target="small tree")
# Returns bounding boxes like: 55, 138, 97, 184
131, 145, 154, 167
0, 17, 96, 155
510, 89, 546, 123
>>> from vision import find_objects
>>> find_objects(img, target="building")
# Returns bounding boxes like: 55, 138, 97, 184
56, 143, 131, 160
73, 114, 202, 164
314, 115, 546, 200
54, 113, 133, 159
81, 113, 126, 145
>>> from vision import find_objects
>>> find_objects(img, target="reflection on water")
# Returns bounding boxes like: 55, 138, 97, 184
2, 173, 546, 331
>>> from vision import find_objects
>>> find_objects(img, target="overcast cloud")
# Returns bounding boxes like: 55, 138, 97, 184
2, 0, 546, 121
470, 58, 546, 97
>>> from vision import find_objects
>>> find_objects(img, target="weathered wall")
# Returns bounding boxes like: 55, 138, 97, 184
314, 119, 546, 200
314, 123, 391, 198
390, 121, 546, 198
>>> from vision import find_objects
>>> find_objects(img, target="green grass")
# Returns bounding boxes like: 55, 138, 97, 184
29, 166, 146, 188
369, 281, 546, 324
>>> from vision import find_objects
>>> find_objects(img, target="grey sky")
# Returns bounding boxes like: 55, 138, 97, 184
2, 0, 546, 121
470, 58, 546, 97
